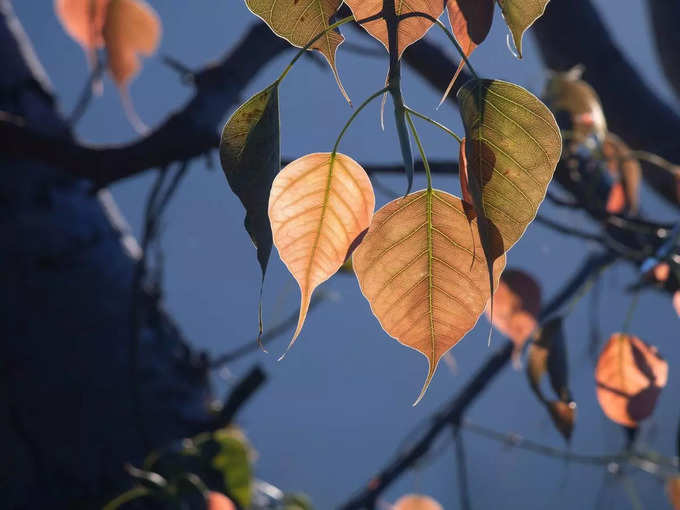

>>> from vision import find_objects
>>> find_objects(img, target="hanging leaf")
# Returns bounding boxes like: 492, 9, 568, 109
207, 492, 236, 510
244, 0, 349, 102
353, 189, 506, 404
668, 477, 680, 510
485, 268, 541, 353
220, 83, 280, 340
602, 133, 641, 215
344, 0, 445, 58
55, 0, 109, 65
269, 153, 375, 356
546, 400, 575, 441
457, 79, 561, 312
497, 0, 550, 58
595, 333, 668, 428
440, 0, 494, 104
394, 494, 443, 510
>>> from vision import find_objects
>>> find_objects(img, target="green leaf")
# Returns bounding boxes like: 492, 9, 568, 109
456, 79, 561, 312
220, 83, 280, 339
497, 0, 550, 58
283, 493, 315, 510
244, 0, 349, 101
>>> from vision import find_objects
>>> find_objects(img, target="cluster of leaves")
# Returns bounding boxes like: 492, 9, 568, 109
221, 0, 561, 404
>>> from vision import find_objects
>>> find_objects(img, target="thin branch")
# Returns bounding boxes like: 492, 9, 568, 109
453, 428, 471, 510
211, 365, 267, 431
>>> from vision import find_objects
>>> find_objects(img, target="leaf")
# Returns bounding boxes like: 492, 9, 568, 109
55, 0, 109, 64
674, 291, 680, 318
208, 428, 253, 508
352, 189, 506, 404
457, 79, 561, 315
497, 0, 550, 58
207, 492, 236, 510
220, 83, 280, 340
546, 400, 575, 441
244, 0, 349, 102
394, 494, 444, 510
283, 493, 315, 510
440, 0, 494, 103
602, 133, 641, 214
668, 477, 680, 510
269, 153, 375, 356
595, 333, 668, 428
344, 0, 446, 58
485, 268, 541, 352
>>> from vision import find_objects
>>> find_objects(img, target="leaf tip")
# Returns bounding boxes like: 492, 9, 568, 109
413, 361, 437, 406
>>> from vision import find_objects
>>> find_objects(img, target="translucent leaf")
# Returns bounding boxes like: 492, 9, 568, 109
497, 0, 550, 58
208, 428, 253, 508
668, 477, 680, 510
207, 492, 236, 510
394, 494, 443, 510
353, 189, 505, 404
55, 0, 109, 64
244, 0, 349, 102
344, 0, 445, 58
595, 333, 668, 428
269, 153, 375, 356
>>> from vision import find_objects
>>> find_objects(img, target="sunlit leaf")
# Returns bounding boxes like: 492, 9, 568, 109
55, 0, 109, 65
602, 133, 641, 215
440, 0, 494, 103
283, 493, 315, 510
208, 428, 253, 508
668, 477, 680, 510
353, 189, 505, 404
245, 0, 349, 102
220, 83, 280, 339
595, 333, 668, 428
674, 291, 680, 318
546, 400, 575, 441
207, 492, 236, 510
269, 153, 375, 356
394, 494, 443, 510
344, 0, 445, 58
457, 79, 561, 313
497, 0, 550, 58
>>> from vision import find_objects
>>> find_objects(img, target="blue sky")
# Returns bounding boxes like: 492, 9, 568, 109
15, 1, 680, 508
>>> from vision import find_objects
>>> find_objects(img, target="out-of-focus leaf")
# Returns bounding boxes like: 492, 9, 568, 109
595, 333, 668, 428
244, 0, 349, 102
668, 477, 680, 510
457, 79, 561, 320
485, 268, 541, 353
269, 153, 375, 356
602, 133, 641, 215
674, 291, 680, 318
497, 0, 550, 58
55, 0, 109, 64
205, 428, 253, 508
283, 493, 314, 510
543, 66, 607, 144
546, 400, 576, 441
394, 494, 443, 510
207, 492, 236, 510
220, 83, 280, 338
440, 0, 494, 103
344, 0, 445, 58
353, 189, 505, 404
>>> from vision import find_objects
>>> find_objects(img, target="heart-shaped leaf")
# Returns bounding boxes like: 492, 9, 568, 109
269, 153, 375, 356
55, 0, 109, 65
344, 0, 445, 58
497, 0, 550, 58
245, 0, 349, 102
353, 189, 505, 404
220, 83, 280, 341
595, 333, 668, 428
394, 494, 443, 510
457, 79, 561, 312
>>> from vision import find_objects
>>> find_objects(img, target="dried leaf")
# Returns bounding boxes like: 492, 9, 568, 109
55, 0, 109, 64
602, 133, 641, 214
269, 153, 375, 356
497, 0, 550, 58
244, 0, 349, 102
394, 494, 444, 510
353, 189, 505, 404
546, 400, 576, 441
220, 84, 280, 340
668, 477, 680, 510
457, 79, 561, 314
440, 0, 494, 103
207, 492, 236, 510
344, 0, 445, 58
595, 333, 668, 428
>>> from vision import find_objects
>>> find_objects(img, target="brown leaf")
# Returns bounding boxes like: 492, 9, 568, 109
344, 0, 445, 58
546, 400, 576, 441
595, 333, 668, 428
207, 492, 236, 510
497, 0, 550, 58
353, 189, 505, 404
55, 0, 110, 64
668, 477, 680, 510
269, 153, 375, 356
394, 494, 443, 510
602, 133, 641, 214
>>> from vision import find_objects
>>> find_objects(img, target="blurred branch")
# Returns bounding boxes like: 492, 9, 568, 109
211, 365, 267, 431
646, 0, 680, 101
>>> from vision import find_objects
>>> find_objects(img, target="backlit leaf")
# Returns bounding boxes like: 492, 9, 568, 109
457, 79, 561, 312
245, 0, 349, 102
208, 428, 253, 508
207, 492, 236, 510
344, 0, 445, 58
353, 189, 505, 404
674, 291, 680, 318
269, 153, 375, 355
55, 0, 109, 64
497, 0, 550, 58
394, 494, 443, 510
220, 83, 280, 339
602, 133, 641, 215
668, 477, 680, 510
595, 333, 668, 428
546, 400, 575, 441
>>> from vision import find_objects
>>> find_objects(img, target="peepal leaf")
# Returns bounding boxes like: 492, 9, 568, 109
394, 494, 443, 510
353, 189, 505, 404
220, 84, 280, 339
457, 79, 561, 312
344, 0, 445, 58
245, 0, 349, 102
497, 0, 550, 58
269, 153, 375, 357
595, 333, 668, 428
